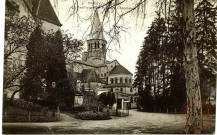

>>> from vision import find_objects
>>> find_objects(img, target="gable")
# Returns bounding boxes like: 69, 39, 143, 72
23, 0, 61, 26
109, 64, 133, 75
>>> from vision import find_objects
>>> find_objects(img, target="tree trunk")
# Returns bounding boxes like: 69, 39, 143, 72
182, 0, 203, 133
28, 111, 31, 122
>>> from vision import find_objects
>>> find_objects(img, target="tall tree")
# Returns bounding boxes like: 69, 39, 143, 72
180, 0, 203, 133
21, 25, 46, 100
46, 30, 73, 109
195, 0, 217, 100
4, 0, 36, 93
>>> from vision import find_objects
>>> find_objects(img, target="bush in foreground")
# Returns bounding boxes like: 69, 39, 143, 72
76, 111, 111, 120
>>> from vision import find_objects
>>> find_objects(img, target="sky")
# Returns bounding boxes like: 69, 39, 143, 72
51, 0, 158, 76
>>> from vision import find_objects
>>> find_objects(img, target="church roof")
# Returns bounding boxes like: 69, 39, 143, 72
24, 0, 61, 26
88, 9, 105, 40
73, 60, 98, 67
103, 83, 133, 88
109, 65, 133, 75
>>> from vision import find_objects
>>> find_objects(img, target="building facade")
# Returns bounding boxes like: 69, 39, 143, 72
68, 10, 138, 108
4, 0, 61, 99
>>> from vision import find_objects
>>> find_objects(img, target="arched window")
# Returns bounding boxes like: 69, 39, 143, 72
120, 78, 123, 83
110, 78, 113, 84
115, 78, 118, 83
125, 78, 128, 83
120, 88, 123, 92
129, 79, 132, 83
94, 43, 97, 49
130, 88, 133, 92
88, 44, 90, 50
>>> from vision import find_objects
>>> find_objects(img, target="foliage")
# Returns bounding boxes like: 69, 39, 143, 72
98, 92, 116, 108
76, 111, 111, 120
3, 106, 57, 122
71, 105, 86, 113
137, 84, 154, 112
195, 0, 217, 100
83, 102, 105, 112
20, 27, 83, 108
45, 30, 73, 109
4, 0, 37, 91
12, 99, 42, 111
21, 25, 46, 100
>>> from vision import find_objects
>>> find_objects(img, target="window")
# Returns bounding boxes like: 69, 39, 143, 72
104, 73, 106, 77
88, 44, 90, 50
115, 78, 118, 83
101, 74, 103, 77
97, 42, 99, 49
120, 88, 123, 92
129, 79, 132, 83
110, 78, 113, 84
130, 88, 133, 92
125, 78, 128, 83
130, 97, 133, 103
120, 78, 123, 83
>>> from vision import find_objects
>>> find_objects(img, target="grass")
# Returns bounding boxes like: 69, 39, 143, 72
3, 106, 58, 122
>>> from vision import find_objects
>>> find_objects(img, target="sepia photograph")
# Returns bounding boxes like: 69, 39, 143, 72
2, 0, 216, 134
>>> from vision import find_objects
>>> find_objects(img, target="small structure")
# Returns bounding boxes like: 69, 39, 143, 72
74, 91, 83, 106
112, 92, 130, 116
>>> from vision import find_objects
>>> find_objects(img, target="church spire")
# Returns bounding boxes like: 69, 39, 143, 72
88, 9, 105, 40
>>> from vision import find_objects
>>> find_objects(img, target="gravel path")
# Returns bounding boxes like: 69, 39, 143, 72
3, 110, 215, 134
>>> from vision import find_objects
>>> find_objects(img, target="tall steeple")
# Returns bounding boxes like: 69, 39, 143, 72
88, 9, 105, 40
82, 9, 107, 66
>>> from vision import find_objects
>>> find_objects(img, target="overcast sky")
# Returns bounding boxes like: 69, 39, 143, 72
51, 0, 157, 76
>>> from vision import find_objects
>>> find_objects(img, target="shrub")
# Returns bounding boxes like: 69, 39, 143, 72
12, 99, 42, 111
71, 105, 85, 113
3, 106, 58, 122
76, 111, 111, 120
83, 102, 105, 112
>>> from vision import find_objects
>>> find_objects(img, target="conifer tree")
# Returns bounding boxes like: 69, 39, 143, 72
46, 30, 73, 109
21, 25, 46, 100
195, 0, 217, 100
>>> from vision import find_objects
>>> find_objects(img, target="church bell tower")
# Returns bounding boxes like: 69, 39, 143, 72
82, 10, 107, 66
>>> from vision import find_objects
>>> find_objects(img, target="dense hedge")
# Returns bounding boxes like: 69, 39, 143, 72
12, 99, 42, 111
76, 111, 111, 120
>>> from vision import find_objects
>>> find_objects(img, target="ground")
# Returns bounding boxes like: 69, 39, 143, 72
2, 109, 215, 134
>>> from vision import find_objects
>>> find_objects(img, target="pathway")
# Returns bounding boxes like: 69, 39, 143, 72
3, 110, 215, 134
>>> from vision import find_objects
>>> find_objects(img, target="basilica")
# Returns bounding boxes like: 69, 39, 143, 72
68, 10, 138, 108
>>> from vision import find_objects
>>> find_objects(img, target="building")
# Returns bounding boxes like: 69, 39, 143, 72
4, 0, 61, 99
67, 10, 138, 109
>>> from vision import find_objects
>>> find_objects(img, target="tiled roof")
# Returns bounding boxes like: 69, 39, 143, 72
109, 65, 133, 75
73, 60, 97, 67
25, 0, 61, 26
